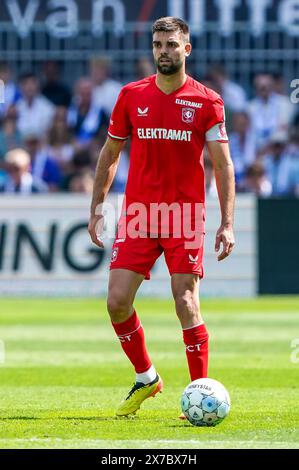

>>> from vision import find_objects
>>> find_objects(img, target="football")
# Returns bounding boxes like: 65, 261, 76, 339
181, 378, 231, 426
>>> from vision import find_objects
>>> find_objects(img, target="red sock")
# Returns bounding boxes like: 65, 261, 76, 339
111, 310, 152, 373
183, 323, 209, 381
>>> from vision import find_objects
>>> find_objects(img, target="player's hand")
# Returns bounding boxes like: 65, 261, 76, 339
215, 224, 235, 261
88, 214, 105, 249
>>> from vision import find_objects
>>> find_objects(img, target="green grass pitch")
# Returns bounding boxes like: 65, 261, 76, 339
0, 297, 299, 449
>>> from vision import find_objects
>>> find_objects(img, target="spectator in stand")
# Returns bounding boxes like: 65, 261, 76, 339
208, 64, 247, 112
24, 132, 61, 191
263, 130, 291, 196
17, 72, 55, 139
229, 111, 256, 187
287, 131, 299, 197
289, 126, 299, 154
89, 134, 107, 168
248, 73, 294, 154
241, 162, 272, 197
67, 170, 94, 193
70, 147, 92, 172
136, 57, 155, 80
0, 105, 23, 160
282, 130, 299, 197
264, 130, 299, 196
110, 149, 130, 193
293, 110, 299, 129
0, 62, 21, 119
61, 147, 93, 191
41, 60, 72, 107
68, 77, 109, 147
0, 148, 47, 193
47, 106, 75, 172
90, 56, 122, 116
273, 72, 289, 96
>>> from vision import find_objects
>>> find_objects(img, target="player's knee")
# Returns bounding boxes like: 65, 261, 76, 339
174, 291, 193, 311
106, 294, 131, 322
174, 291, 198, 317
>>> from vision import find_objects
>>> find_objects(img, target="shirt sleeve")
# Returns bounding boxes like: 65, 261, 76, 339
205, 96, 228, 142
108, 88, 131, 140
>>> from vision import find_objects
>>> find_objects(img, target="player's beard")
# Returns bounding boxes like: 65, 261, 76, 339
156, 57, 183, 76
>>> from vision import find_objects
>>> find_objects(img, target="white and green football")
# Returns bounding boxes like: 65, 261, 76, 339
181, 378, 231, 427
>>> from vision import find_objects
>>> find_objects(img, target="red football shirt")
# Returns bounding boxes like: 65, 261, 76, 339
108, 75, 227, 234
108, 74, 226, 205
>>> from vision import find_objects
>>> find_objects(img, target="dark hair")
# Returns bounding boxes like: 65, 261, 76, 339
0, 61, 9, 71
72, 149, 92, 169
208, 63, 227, 78
152, 17, 190, 41
19, 72, 38, 83
246, 162, 265, 178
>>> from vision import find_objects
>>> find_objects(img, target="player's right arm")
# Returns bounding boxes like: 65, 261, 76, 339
88, 137, 126, 248
89, 85, 131, 248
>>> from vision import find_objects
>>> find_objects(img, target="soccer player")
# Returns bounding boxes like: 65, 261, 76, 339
88, 17, 235, 417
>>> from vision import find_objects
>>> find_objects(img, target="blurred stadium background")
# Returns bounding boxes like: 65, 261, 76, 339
0, 0, 298, 297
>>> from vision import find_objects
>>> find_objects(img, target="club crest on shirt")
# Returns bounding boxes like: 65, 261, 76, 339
111, 247, 119, 263
182, 107, 195, 123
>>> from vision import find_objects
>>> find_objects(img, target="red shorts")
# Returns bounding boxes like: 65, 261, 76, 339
109, 232, 204, 280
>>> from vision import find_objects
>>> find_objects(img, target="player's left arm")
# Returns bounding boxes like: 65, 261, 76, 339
207, 140, 235, 261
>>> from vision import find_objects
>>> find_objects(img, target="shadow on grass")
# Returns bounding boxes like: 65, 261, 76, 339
0, 417, 39, 420
0, 416, 191, 425
0, 416, 112, 421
